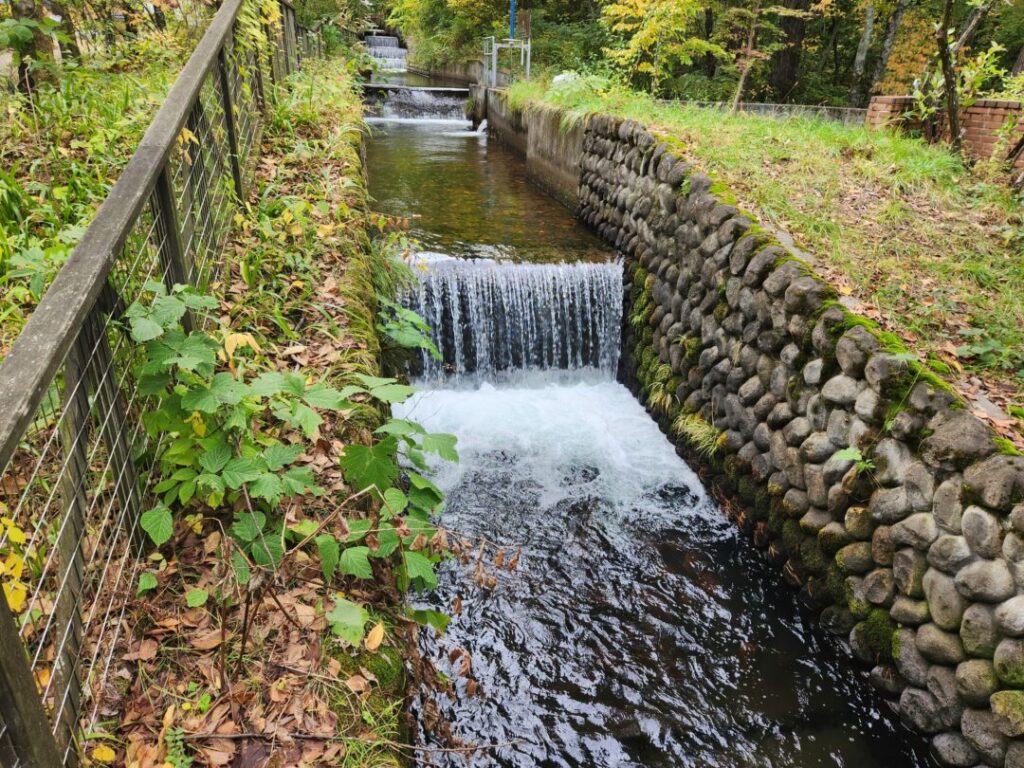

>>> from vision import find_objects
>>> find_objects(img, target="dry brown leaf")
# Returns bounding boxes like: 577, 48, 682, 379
191, 629, 224, 650
345, 675, 368, 694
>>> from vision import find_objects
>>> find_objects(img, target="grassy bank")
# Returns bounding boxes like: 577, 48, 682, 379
99, 57, 442, 767
508, 76, 1024, 431
0, 29, 194, 350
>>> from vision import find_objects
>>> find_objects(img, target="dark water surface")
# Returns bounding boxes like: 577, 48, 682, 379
368, 107, 933, 767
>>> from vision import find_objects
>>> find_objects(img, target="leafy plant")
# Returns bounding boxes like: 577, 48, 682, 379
833, 447, 876, 474
129, 280, 457, 639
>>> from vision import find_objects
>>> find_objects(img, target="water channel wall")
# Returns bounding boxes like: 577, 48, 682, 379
477, 86, 1024, 767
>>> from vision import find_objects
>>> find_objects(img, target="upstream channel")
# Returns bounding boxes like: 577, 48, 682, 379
365, 85, 933, 767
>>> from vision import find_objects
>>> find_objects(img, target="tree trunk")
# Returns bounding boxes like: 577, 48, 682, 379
732, 15, 758, 113
868, 0, 910, 98
952, 0, 997, 54
850, 0, 877, 107
769, 0, 811, 100
1011, 44, 1024, 76
937, 0, 962, 152
13, 0, 55, 94
827, 15, 840, 83
703, 8, 717, 79
50, 0, 81, 59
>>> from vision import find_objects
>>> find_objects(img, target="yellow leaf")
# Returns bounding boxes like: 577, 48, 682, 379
91, 745, 117, 763
177, 127, 198, 146
186, 411, 207, 437
3, 581, 26, 613
365, 622, 385, 652
4, 553, 25, 580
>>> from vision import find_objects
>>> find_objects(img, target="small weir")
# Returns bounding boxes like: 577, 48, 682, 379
366, 83, 932, 767
403, 259, 622, 383
365, 84, 469, 121
365, 31, 407, 71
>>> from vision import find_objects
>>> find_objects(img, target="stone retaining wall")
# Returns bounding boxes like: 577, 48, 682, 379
481, 88, 1024, 767
576, 111, 1024, 768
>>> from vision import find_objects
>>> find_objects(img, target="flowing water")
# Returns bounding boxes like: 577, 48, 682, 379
365, 32, 408, 71
367, 90, 933, 767
403, 259, 622, 384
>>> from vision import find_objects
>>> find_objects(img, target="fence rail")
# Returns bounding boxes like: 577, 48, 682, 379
0, 0, 321, 764
679, 100, 869, 126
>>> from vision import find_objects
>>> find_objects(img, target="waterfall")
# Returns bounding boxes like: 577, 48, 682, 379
403, 258, 623, 384
371, 88, 467, 121
365, 33, 408, 72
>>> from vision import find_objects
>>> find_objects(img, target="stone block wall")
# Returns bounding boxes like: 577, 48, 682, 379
866, 95, 1024, 169
577, 111, 1024, 767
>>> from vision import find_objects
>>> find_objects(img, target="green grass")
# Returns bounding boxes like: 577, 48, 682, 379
0, 29, 195, 352
509, 76, 1024, 416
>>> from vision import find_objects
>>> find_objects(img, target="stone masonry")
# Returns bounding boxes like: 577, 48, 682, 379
577, 111, 1024, 767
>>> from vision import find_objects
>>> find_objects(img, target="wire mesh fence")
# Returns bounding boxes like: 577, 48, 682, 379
0, 1, 321, 764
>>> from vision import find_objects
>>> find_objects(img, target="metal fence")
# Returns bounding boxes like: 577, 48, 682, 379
680, 100, 869, 126
0, 1, 321, 765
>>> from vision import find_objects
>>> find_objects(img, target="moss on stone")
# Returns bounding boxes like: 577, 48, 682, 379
845, 580, 871, 620
859, 609, 896, 663
782, 520, 804, 555
800, 537, 826, 573
995, 437, 1024, 457
708, 181, 738, 206
825, 565, 846, 603
991, 690, 1024, 735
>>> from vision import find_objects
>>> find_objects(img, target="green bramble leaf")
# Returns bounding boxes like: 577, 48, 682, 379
326, 597, 369, 646
339, 546, 373, 579
403, 550, 437, 589
130, 316, 164, 342
185, 588, 209, 608
339, 438, 399, 493
265, 443, 304, 472
316, 535, 339, 581
410, 608, 451, 634
141, 505, 173, 546
137, 572, 158, 595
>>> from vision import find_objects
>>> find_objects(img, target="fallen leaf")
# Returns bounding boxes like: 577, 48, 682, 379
91, 744, 117, 763
191, 629, 224, 650
345, 675, 368, 694
364, 622, 384, 652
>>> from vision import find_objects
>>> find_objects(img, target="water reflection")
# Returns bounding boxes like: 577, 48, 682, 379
366, 121, 607, 263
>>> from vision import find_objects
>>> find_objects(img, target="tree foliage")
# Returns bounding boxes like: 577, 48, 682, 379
382, 0, 1024, 106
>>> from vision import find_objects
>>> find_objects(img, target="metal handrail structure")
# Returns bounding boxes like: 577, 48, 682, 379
483, 35, 531, 88
0, 1, 321, 764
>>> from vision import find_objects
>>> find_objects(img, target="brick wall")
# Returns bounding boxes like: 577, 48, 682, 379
866, 95, 1024, 168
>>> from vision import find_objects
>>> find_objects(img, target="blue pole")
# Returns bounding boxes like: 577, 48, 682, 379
510, 0, 516, 39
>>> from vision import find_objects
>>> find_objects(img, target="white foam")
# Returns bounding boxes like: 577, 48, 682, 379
394, 374, 708, 510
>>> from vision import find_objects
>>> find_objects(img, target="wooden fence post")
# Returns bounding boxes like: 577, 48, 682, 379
0, 595, 62, 766
51, 326, 92, 765
152, 168, 195, 331
217, 44, 245, 203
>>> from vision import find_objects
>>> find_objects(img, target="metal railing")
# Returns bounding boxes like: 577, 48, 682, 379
680, 100, 869, 126
483, 35, 531, 88
0, 1, 321, 764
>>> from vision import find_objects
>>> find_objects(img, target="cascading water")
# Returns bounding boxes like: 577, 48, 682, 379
368, 87, 468, 121
365, 32, 408, 71
364, 88, 932, 767
403, 258, 622, 384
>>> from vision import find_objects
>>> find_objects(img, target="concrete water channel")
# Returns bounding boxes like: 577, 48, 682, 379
364, 82, 934, 767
